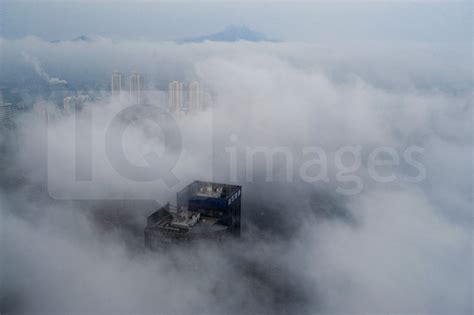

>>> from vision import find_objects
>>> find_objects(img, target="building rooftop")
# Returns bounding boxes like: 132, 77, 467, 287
182, 180, 240, 200
145, 203, 228, 236
145, 181, 241, 246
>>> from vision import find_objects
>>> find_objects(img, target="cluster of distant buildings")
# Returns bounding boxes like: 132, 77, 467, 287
111, 71, 208, 114
112, 71, 143, 104
61, 71, 210, 116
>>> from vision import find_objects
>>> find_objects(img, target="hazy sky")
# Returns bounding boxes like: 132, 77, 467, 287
1, 1, 471, 42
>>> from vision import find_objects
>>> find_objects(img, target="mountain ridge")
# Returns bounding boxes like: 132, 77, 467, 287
180, 25, 277, 43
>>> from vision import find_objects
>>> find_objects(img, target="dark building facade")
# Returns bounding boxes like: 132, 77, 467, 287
145, 181, 241, 248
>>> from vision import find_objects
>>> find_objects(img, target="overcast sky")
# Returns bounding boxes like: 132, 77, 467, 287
1, 1, 471, 42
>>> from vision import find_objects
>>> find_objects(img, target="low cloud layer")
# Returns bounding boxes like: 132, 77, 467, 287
0, 36, 472, 314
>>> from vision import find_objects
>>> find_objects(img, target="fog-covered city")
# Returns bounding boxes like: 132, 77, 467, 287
0, 1, 472, 314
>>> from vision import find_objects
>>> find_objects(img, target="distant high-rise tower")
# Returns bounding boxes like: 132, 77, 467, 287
168, 81, 183, 112
188, 81, 201, 112
111, 71, 122, 98
0, 103, 13, 129
129, 72, 144, 105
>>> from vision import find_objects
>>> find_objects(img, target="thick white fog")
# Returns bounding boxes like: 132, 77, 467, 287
0, 37, 472, 314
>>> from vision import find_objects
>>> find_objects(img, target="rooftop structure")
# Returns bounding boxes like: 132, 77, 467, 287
145, 181, 241, 247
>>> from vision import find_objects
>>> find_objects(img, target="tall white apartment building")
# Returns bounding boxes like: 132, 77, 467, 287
111, 71, 122, 98
168, 81, 183, 112
129, 72, 144, 105
188, 81, 201, 112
